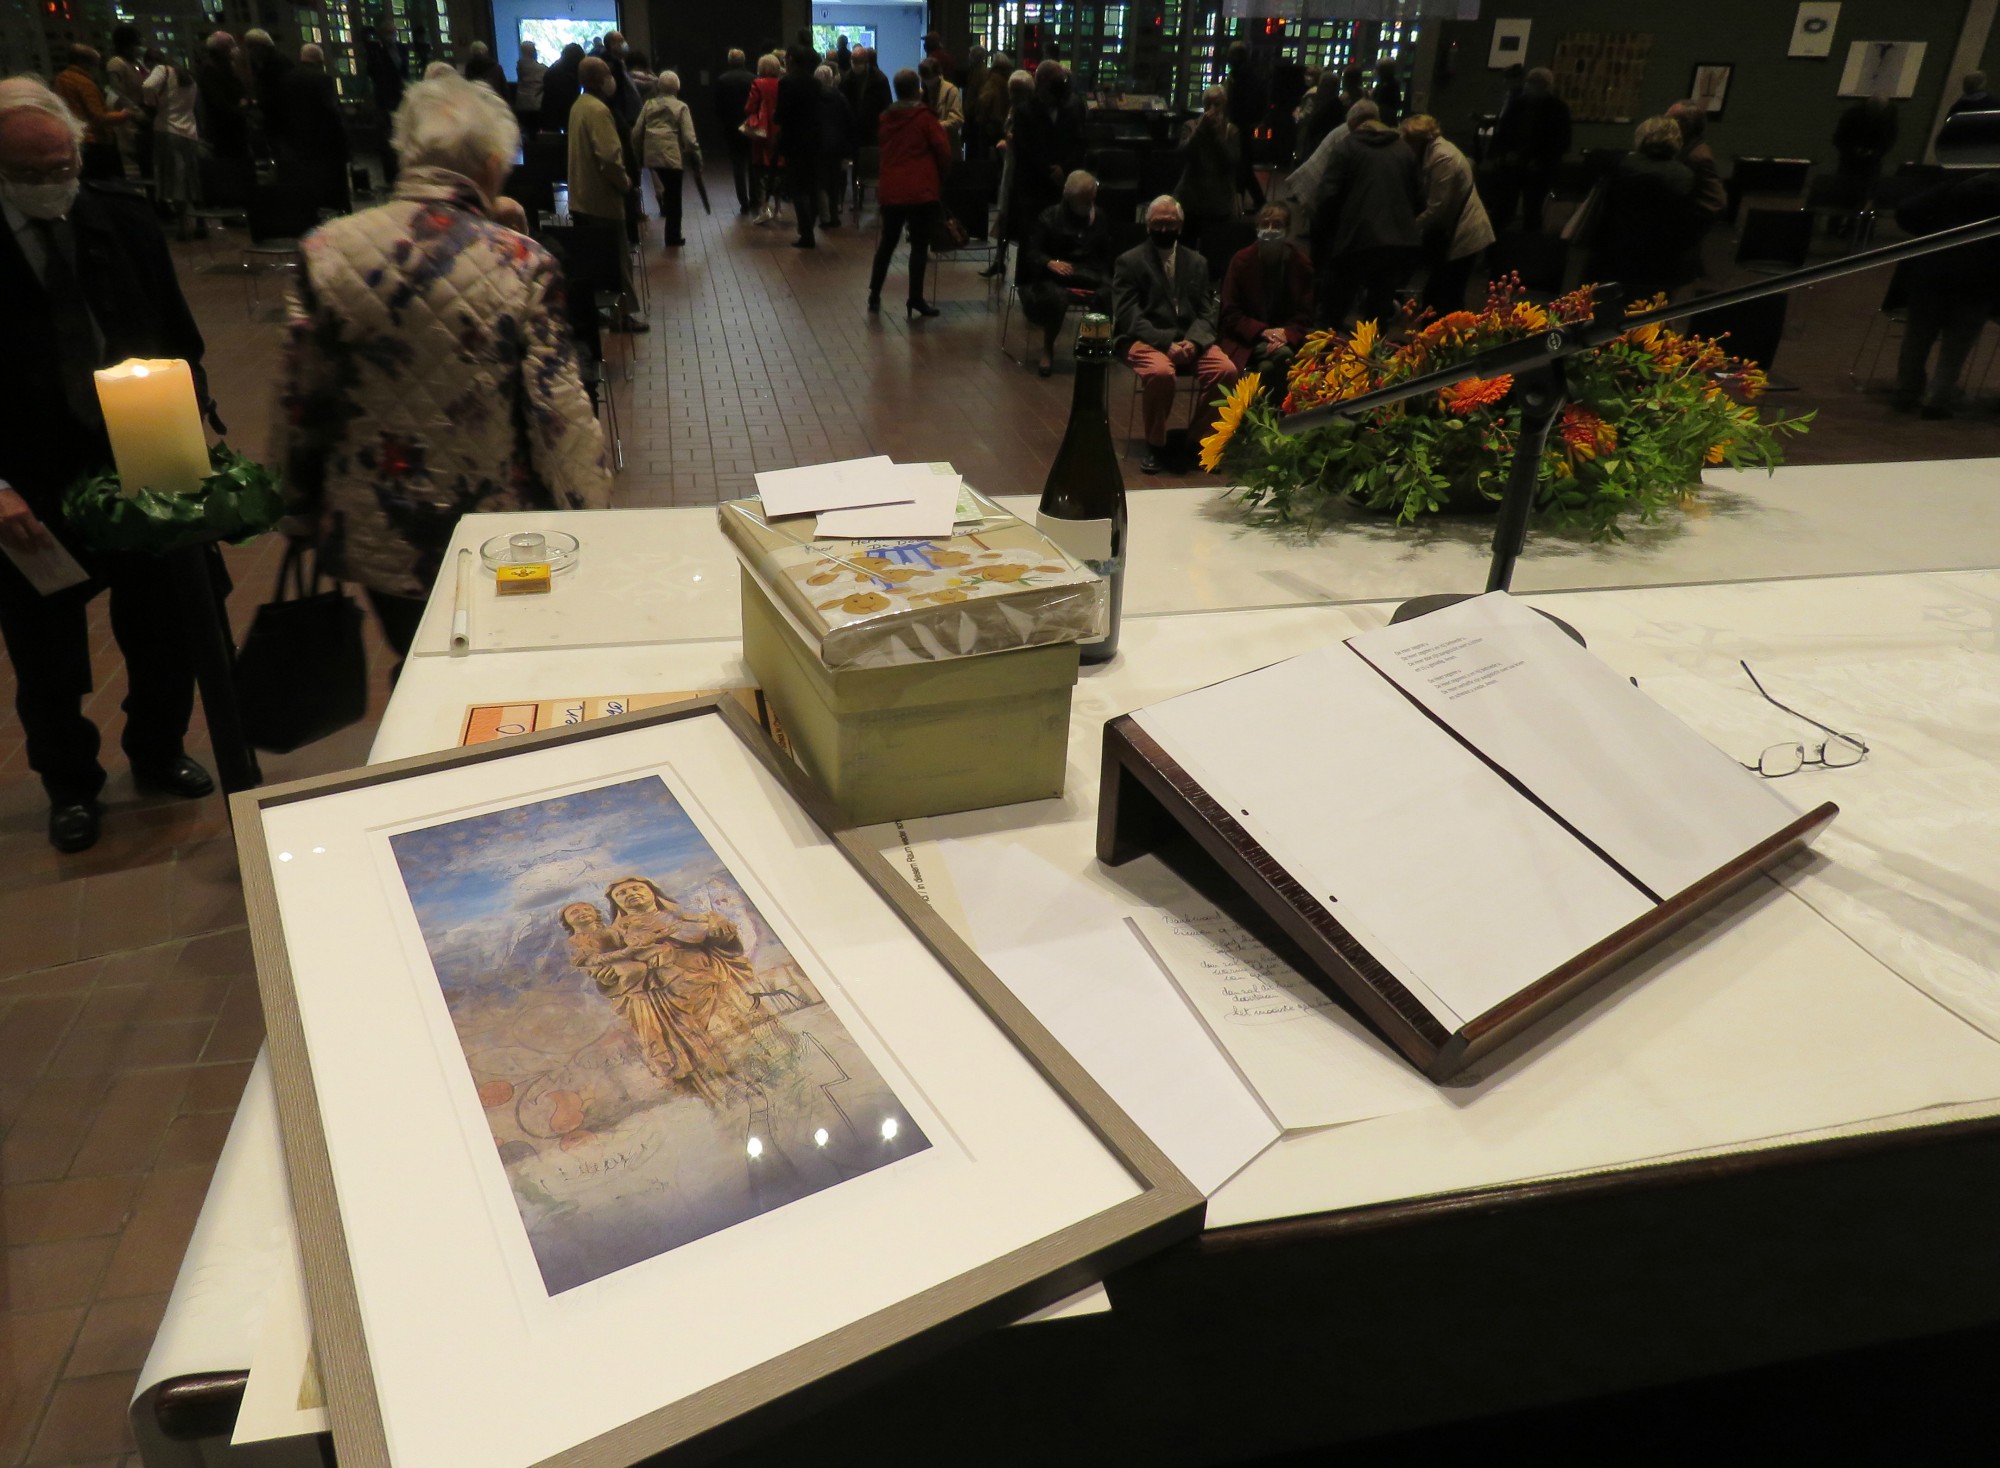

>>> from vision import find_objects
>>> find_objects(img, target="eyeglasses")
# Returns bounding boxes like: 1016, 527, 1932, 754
0, 162, 80, 186
1737, 660, 1868, 778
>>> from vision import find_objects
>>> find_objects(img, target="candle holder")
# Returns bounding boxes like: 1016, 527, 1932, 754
60, 443, 283, 555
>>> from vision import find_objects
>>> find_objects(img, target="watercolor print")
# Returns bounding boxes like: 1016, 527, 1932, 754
389, 775, 930, 1294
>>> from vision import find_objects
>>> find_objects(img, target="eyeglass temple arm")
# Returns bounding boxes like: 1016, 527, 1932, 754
1737, 661, 1867, 748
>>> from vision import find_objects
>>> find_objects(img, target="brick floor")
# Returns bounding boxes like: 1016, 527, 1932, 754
2, 160, 1997, 1465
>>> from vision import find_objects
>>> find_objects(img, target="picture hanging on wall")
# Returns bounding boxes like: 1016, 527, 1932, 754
1550, 32, 1653, 125
1838, 40, 1927, 98
1689, 63, 1732, 119
1489, 18, 1531, 70
1789, 3, 1841, 60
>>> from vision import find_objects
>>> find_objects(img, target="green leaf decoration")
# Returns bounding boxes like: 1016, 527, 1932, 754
60, 444, 283, 555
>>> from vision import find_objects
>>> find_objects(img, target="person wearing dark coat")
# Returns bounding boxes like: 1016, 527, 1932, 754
280, 46, 351, 213
1223, 41, 1267, 209
196, 32, 251, 163
1488, 66, 1570, 231
834, 37, 852, 75
1020, 171, 1115, 374
1220, 201, 1314, 380
1949, 71, 1999, 114
774, 48, 824, 248
814, 66, 856, 230
1007, 62, 1070, 245
1581, 116, 1706, 304
841, 47, 892, 147
1175, 86, 1242, 244
1312, 100, 1422, 327
0, 83, 218, 852
714, 50, 756, 213
1834, 95, 1899, 198
243, 29, 294, 154
1371, 59, 1403, 124
1112, 195, 1237, 474
539, 44, 584, 134
1893, 170, 2000, 417
1269, 55, 1307, 167
363, 24, 406, 122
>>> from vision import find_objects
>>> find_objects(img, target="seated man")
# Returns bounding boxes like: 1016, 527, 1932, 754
1111, 194, 1236, 474
1219, 200, 1314, 386
1020, 168, 1113, 376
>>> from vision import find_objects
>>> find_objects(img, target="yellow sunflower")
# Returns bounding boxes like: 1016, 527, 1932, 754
1349, 319, 1380, 358
1199, 373, 1262, 473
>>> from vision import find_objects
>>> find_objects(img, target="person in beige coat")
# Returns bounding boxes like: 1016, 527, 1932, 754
1401, 114, 1495, 316
568, 56, 644, 328
631, 70, 700, 246
918, 56, 963, 157
273, 74, 612, 666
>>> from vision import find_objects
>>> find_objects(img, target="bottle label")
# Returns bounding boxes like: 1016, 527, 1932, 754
1036, 512, 1115, 565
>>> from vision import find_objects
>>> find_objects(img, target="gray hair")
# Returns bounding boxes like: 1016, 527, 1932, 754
1146, 194, 1184, 222
0, 75, 87, 151
1063, 168, 1098, 201
814, 64, 834, 88
392, 73, 521, 179
660, 70, 682, 94
1008, 68, 1034, 96
300, 43, 324, 65
1525, 66, 1554, 92
1346, 98, 1379, 128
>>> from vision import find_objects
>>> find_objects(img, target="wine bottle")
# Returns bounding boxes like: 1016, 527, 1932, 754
1036, 312, 1127, 665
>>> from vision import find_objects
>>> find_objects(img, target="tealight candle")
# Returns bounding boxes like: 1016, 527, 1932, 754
93, 358, 210, 496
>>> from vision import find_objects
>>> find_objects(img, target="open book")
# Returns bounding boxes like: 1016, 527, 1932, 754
1103, 593, 1836, 1079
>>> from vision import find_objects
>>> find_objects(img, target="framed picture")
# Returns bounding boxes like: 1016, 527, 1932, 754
1839, 39, 1927, 98
1489, 17, 1531, 70
1689, 62, 1733, 118
235, 697, 1203, 1467
1789, 2, 1840, 59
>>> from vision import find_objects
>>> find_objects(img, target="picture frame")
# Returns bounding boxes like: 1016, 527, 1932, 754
234, 696, 1203, 1467
1489, 17, 1531, 70
1689, 62, 1733, 118
1789, 2, 1840, 59
1838, 39, 1927, 99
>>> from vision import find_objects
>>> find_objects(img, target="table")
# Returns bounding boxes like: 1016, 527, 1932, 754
135, 467, 2000, 1463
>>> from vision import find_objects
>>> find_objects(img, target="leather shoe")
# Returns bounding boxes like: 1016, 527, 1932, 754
48, 801, 102, 854
132, 755, 216, 799
1140, 446, 1165, 475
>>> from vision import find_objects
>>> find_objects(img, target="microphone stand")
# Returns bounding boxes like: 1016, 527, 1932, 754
1274, 212, 2000, 635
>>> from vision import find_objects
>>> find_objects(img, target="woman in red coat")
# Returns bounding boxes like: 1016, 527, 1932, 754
866, 68, 951, 318
745, 53, 783, 225
1220, 201, 1315, 380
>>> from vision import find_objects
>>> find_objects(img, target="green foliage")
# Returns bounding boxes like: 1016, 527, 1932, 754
61, 443, 283, 555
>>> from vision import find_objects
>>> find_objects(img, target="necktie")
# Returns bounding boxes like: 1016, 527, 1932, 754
31, 217, 106, 429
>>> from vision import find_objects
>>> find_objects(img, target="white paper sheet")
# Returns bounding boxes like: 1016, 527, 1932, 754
941, 840, 1281, 1195
232, 1226, 329, 1444
0, 536, 90, 595
814, 469, 962, 539
754, 456, 901, 517
1348, 593, 1806, 900
1133, 643, 1652, 1028
1126, 906, 1443, 1132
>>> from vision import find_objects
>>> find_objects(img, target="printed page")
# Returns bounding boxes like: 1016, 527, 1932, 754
1347, 594, 1807, 901
1132, 644, 1652, 1028
753, 456, 901, 517
0, 537, 89, 595
1126, 906, 1443, 1132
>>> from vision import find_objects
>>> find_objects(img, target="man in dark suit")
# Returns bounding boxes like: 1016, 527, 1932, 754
714, 49, 756, 213
775, 46, 823, 249
0, 80, 215, 851
539, 43, 585, 134
281, 43, 351, 213
1111, 195, 1237, 475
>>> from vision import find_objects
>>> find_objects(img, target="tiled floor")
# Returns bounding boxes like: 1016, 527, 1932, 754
3, 162, 1998, 1465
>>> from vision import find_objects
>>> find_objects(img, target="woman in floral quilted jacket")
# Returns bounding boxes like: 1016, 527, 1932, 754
273, 74, 612, 661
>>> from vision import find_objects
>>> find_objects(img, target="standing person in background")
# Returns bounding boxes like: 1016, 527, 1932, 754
841, 46, 891, 148
867, 68, 949, 318
1008, 62, 1068, 260
981, 66, 1034, 280
594, 33, 643, 245
1295, 67, 1343, 164
814, 64, 855, 231
714, 50, 755, 214
922, 32, 956, 81
284, 44, 352, 213
962, 45, 991, 155
1399, 113, 1492, 315
1269, 52, 1306, 167
975, 52, 1014, 162
0, 78, 217, 853
105, 26, 150, 179
363, 23, 406, 164
745, 53, 783, 225
1580, 116, 1703, 304
540, 42, 584, 133
242, 28, 293, 159
776, 46, 824, 248
1664, 98, 1726, 283
53, 45, 129, 179
919, 56, 963, 158
1312, 99, 1422, 327
1834, 93, 1899, 202
463, 41, 503, 92
144, 54, 201, 236
1949, 71, 1998, 114
1174, 86, 1240, 246
626, 52, 658, 103
834, 37, 853, 76
514, 42, 545, 137
632, 70, 699, 246
568, 56, 646, 330
1223, 41, 1266, 210
1371, 57, 1403, 125
1488, 66, 1569, 231
198, 30, 251, 183
1892, 169, 2000, 418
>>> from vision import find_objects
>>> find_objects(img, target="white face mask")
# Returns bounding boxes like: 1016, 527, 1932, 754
1256, 227, 1285, 243
1, 177, 79, 220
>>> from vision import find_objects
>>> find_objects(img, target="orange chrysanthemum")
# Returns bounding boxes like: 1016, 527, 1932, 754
1442, 375, 1514, 415
1559, 404, 1616, 458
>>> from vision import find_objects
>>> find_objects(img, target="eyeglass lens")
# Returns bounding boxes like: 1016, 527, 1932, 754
1758, 744, 1806, 777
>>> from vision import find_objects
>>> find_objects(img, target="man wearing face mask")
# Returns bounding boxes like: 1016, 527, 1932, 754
1219, 201, 1313, 383
1111, 195, 1237, 474
0, 77, 217, 851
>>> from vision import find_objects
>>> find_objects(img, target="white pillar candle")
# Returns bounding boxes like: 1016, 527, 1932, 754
93, 358, 211, 496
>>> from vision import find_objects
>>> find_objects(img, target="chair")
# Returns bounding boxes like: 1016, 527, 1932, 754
542, 221, 635, 393
927, 188, 1000, 301
1122, 360, 1208, 462
852, 145, 881, 222
1735, 208, 1812, 275
190, 155, 252, 268
240, 183, 318, 316
539, 224, 623, 471
1730, 156, 1813, 200
1485, 230, 1568, 296
1806, 173, 1875, 248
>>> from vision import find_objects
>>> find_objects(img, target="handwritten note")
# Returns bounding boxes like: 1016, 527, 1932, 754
1128, 905, 1443, 1132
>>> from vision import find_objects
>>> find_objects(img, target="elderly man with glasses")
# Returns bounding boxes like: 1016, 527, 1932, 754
0, 76, 218, 852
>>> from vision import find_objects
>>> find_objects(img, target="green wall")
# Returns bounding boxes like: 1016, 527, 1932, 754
1423, 0, 1977, 169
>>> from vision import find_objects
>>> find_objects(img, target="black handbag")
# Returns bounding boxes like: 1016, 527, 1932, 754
234, 542, 368, 753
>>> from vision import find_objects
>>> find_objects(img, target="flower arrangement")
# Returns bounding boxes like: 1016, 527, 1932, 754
1200, 278, 1812, 540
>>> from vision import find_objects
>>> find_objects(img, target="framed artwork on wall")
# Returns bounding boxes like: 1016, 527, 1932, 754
1489, 18, 1531, 70
1789, 2, 1841, 60
1839, 40, 1927, 98
1551, 32, 1653, 125
234, 697, 1204, 1467
1689, 62, 1733, 118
